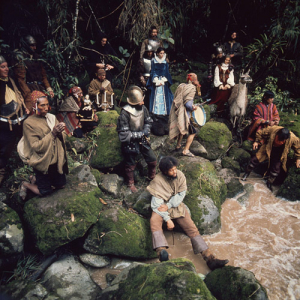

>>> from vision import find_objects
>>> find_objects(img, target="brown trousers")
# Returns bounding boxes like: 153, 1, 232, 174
150, 206, 208, 253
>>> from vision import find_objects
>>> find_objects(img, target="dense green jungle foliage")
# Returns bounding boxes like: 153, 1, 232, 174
0, 0, 299, 110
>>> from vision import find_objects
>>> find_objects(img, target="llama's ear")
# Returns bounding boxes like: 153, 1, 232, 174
246, 69, 250, 75
240, 69, 244, 76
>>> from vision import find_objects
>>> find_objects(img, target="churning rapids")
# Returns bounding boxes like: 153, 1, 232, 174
91, 173, 300, 300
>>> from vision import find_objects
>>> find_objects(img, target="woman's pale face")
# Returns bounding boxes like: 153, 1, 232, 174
225, 57, 231, 64
231, 32, 237, 39
157, 50, 165, 59
0, 62, 9, 78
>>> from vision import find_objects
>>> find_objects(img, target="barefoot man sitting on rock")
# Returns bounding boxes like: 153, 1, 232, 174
147, 156, 229, 270
169, 73, 201, 157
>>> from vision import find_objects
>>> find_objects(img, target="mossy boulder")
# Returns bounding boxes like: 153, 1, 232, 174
277, 166, 300, 201
101, 258, 216, 300
218, 168, 244, 199
23, 173, 103, 255
197, 121, 232, 160
65, 136, 89, 154
0, 202, 24, 257
178, 156, 227, 234
204, 266, 268, 300
203, 104, 211, 122
228, 147, 251, 169
278, 111, 300, 138
1, 279, 62, 300
221, 157, 241, 175
83, 206, 156, 259
132, 190, 152, 217
242, 140, 253, 153
90, 110, 123, 170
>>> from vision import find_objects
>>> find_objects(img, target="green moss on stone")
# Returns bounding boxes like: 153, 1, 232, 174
204, 266, 268, 300
277, 166, 300, 201
90, 111, 123, 169
84, 206, 156, 259
107, 258, 216, 300
278, 112, 300, 138
221, 157, 241, 175
178, 157, 226, 233
197, 122, 232, 160
203, 104, 211, 122
241, 140, 253, 153
228, 147, 251, 168
90, 169, 103, 186
24, 176, 103, 255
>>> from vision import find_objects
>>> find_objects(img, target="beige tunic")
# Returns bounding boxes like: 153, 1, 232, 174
88, 78, 113, 103
147, 170, 187, 219
23, 114, 66, 174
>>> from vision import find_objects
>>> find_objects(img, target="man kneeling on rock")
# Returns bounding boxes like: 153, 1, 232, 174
117, 86, 157, 193
147, 156, 229, 270
19, 91, 68, 200
242, 126, 300, 191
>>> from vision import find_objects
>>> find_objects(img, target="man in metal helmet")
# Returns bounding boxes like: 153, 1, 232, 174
117, 86, 157, 192
13, 35, 54, 112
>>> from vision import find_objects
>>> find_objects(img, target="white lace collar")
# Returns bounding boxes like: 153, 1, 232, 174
154, 53, 166, 64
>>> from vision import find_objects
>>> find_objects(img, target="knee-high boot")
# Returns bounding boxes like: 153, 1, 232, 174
125, 164, 137, 193
266, 174, 277, 192
147, 161, 157, 180
201, 248, 229, 271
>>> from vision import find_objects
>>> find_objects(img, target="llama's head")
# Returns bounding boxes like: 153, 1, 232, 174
239, 70, 252, 84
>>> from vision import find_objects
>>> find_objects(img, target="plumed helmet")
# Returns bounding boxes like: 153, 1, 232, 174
127, 86, 144, 105
0, 56, 7, 64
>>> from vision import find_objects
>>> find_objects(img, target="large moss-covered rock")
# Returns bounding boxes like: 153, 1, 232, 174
204, 266, 268, 300
197, 121, 232, 160
278, 111, 300, 138
228, 147, 251, 169
90, 110, 123, 169
1, 279, 62, 300
101, 258, 216, 300
132, 190, 152, 217
0, 202, 24, 257
178, 156, 227, 234
83, 206, 156, 259
24, 173, 103, 255
277, 166, 300, 201
221, 157, 241, 175
218, 168, 244, 199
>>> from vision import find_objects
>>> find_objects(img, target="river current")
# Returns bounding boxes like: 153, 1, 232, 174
91, 173, 300, 299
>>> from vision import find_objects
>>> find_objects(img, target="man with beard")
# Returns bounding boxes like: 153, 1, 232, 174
13, 35, 54, 112
86, 35, 118, 83
223, 31, 243, 83
140, 26, 163, 60
147, 156, 229, 270
117, 86, 157, 193
88, 69, 114, 111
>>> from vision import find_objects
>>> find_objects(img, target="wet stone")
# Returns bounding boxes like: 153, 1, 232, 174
79, 253, 111, 268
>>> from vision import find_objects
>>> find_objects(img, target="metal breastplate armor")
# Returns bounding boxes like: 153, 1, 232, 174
148, 39, 160, 52
143, 58, 152, 77
129, 111, 144, 132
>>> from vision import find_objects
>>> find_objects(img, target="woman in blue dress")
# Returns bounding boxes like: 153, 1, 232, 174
147, 47, 173, 116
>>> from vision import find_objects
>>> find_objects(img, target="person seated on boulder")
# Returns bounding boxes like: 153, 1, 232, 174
88, 69, 114, 111
0, 55, 29, 186
147, 156, 229, 270
117, 86, 157, 193
19, 91, 68, 200
247, 91, 280, 141
169, 73, 201, 157
242, 126, 300, 191
57, 86, 98, 138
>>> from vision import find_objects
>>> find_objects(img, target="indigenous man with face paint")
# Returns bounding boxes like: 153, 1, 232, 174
242, 126, 300, 191
0, 55, 29, 186
13, 35, 54, 112
147, 156, 229, 270
19, 91, 68, 200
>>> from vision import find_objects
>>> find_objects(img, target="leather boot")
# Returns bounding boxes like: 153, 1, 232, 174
0, 168, 5, 186
125, 165, 137, 193
147, 161, 157, 180
156, 247, 169, 262
241, 165, 254, 181
266, 175, 276, 192
201, 249, 229, 271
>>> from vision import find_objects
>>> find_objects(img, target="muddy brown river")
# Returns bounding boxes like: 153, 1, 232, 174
91, 174, 300, 300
